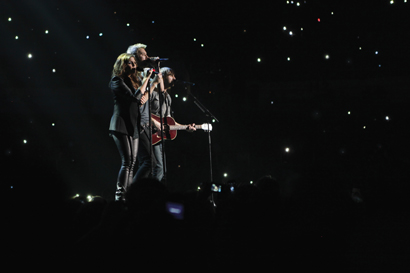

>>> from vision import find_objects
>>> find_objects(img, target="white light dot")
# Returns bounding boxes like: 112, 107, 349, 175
201, 44, 204, 47
86, 35, 89, 39
285, 147, 290, 152
300, 27, 304, 31
348, 111, 351, 115
375, 51, 379, 55
283, 26, 287, 30
15, 36, 18, 39
257, 58, 261, 62
193, 38, 196, 41
390, 0, 394, 4
287, 57, 291, 61
28, 53, 32, 58
363, 126, 366, 129
126, 23, 130, 26
224, 173, 228, 177
385, 116, 390, 121
175, 94, 179, 98
297, 2, 300, 6
359, 47, 362, 50
331, 12, 334, 15
212, 119, 216, 123
99, 33, 103, 36
182, 97, 187, 101
45, 30, 49, 34
52, 69, 56, 73
271, 101, 274, 104
325, 54, 330, 59
250, 181, 253, 184
23, 140, 27, 144
52, 123, 55, 126
289, 31, 293, 36
8, 17, 12, 21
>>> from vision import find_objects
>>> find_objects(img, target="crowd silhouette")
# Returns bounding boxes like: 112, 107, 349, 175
6, 160, 410, 272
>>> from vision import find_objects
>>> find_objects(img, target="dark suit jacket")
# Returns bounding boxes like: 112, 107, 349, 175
109, 76, 142, 139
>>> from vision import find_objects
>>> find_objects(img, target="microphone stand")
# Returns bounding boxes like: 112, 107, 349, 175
156, 63, 167, 186
182, 81, 219, 207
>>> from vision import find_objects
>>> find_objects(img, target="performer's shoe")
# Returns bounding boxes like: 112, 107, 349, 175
115, 188, 126, 202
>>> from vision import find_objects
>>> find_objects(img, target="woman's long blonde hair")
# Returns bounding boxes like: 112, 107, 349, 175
111, 53, 141, 89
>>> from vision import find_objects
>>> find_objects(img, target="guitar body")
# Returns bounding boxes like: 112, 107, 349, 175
151, 114, 177, 145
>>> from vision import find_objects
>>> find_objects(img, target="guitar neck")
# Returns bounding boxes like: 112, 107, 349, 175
169, 125, 202, 131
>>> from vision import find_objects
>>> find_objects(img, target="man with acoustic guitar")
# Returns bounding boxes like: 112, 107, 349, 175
133, 61, 196, 183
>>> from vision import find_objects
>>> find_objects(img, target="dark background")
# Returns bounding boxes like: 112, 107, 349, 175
1, 0, 409, 200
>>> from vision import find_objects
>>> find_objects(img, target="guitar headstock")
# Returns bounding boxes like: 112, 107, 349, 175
201, 123, 212, 132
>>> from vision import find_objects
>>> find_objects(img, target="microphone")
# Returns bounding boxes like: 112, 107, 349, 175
136, 67, 159, 75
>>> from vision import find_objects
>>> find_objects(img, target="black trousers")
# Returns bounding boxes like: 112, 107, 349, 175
112, 132, 139, 194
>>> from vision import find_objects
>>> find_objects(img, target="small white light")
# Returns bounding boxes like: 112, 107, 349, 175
182, 97, 187, 101
287, 57, 291, 61
201, 44, 204, 47
99, 33, 103, 36
363, 126, 366, 129
45, 30, 49, 34
289, 31, 293, 36
297, 2, 300, 6
325, 54, 330, 59
375, 51, 379, 54
285, 147, 290, 152
271, 101, 274, 104
193, 38, 196, 41
301, 27, 304, 31
8, 17, 12, 21
224, 173, 228, 177
86, 35, 89, 39
28, 53, 32, 58
212, 119, 216, 123
390, 0, 394, 4
23, 140, 27, 144
52, 69, 56, 73
15, 36, 18, 39
331, 12, 334, 15
87, 195, 93, 202
250, 181, 253, 184
283, 26, 287, 30
348, 111, 351, 115
385, 116, 390, 121
257, 58, 261, 62
175, 94, 179, 98
359, 47, 362, 50
52, 123, 55, 126
126, 23, 130, 26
